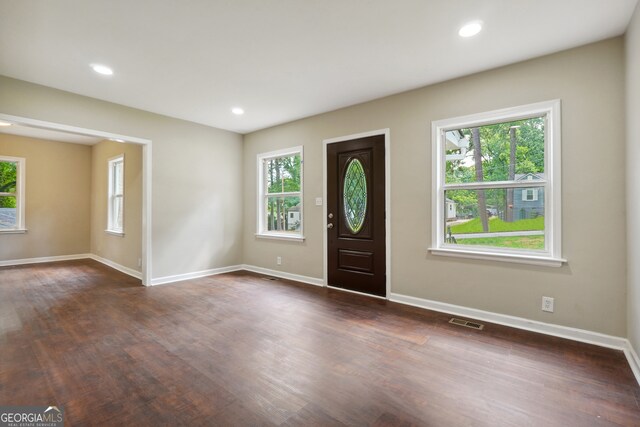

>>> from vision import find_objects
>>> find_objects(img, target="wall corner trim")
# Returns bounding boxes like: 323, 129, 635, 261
149, 265, 243, 286
241, 264, 324, 287
88, 254, 142, 280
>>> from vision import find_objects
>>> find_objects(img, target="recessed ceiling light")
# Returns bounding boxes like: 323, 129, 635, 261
91, 64, 114, 76
231, 107, 245, 115
0, 121, 12, 127
109, 138, 125, 143
459, 21, 482, 38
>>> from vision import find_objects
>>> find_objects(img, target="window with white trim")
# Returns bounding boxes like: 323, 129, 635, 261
430, 100, 564, 266
257, 147, 303, 240
0, 156, 26, 232
107, 155, 125, 235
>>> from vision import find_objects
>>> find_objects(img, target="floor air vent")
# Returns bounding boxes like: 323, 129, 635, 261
262, 277, 279, 281
449, 318, 484, 330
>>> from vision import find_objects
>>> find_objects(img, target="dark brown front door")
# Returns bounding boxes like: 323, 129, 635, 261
327, 134, 386, 297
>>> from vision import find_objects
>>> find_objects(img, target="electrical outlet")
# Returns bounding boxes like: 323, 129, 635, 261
542, 296, 554, 313
277, 256, 282, 265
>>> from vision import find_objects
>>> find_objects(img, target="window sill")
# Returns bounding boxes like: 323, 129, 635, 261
428, 247, 566, 267
255, 233, 305, 242
105, 230, 125, 237
0, 228, 27, 234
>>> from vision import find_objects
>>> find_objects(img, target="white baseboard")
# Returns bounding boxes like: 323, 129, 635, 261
390, 292, 640, 386
241, 264, 324, 287
0, 253, 91, 267
0, 253, 143, 281
149, 264, 324, 288
390, 292, 628, 350
150, 265, 243, 286
88, 254, 142, 280
2, 254, 638, 385
233, 270, 640, 385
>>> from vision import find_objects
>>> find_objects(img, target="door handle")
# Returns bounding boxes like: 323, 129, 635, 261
327, 223, 334, 229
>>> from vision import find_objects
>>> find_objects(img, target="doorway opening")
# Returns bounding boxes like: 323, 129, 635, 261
0, 113, 152, 285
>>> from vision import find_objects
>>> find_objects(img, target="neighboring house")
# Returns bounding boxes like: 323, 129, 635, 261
446, 198, 457, 219
0, 207, 16, 229
513, 173, 545, 219
444, 130, 470, 161
287, 204, 301, 230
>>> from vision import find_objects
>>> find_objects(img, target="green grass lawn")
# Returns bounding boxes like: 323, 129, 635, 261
455, 235, 545, 250
449, 216, 544, 234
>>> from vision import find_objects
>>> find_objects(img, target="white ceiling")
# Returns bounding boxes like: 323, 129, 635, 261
0, 0, 637, 134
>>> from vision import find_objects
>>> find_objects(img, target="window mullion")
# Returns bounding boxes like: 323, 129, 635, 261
265, 191, 301, 197
444, 180, 547, 191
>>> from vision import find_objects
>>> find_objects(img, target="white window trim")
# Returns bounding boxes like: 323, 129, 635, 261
106, 154, 125, 236
429, 100, 565, 267
523, 188, 539, 201
0, 155, 26, 233
256, 146, 305, 241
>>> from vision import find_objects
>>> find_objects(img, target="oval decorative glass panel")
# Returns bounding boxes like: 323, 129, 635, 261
343, 158, 367, 233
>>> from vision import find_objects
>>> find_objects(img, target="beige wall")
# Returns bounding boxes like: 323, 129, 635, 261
626, 4, 640, 354
244, 38, 627, 336
90, 140, 142, 272
0, 76, 244, 279
0, 134, 91, 260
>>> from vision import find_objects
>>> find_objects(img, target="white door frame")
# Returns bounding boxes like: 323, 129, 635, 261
322, 128, 391, 299
0, 113, 153, 286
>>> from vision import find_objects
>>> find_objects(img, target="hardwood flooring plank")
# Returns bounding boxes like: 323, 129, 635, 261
0, 261, 638, 426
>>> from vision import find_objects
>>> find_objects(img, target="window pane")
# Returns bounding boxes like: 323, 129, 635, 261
0, 196, 17, 229
445, 117, 545, 184
265, 154, 301, 194
0, 161, 17, 193
343, 158, 367, 234
113, 161, 124, 194
112, 195, 124, 231
444, 188, 545, 250
265, 196, 301, 232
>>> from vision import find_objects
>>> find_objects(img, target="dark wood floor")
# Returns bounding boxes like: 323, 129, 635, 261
1, 260, 639, 426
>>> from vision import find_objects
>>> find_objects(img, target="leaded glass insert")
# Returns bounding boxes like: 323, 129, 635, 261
343, 158, 367, 233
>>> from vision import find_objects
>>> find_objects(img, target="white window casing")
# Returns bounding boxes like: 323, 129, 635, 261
107, 154, 125, 236
522, 188, 539, 201
429, 100, 565, 267
0, 155, 26, 233
256, 146, 304, 241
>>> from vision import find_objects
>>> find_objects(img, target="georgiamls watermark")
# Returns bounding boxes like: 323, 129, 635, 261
0, 406, 63, 427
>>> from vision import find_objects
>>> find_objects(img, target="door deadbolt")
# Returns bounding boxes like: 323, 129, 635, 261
328, 213, 333, 219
